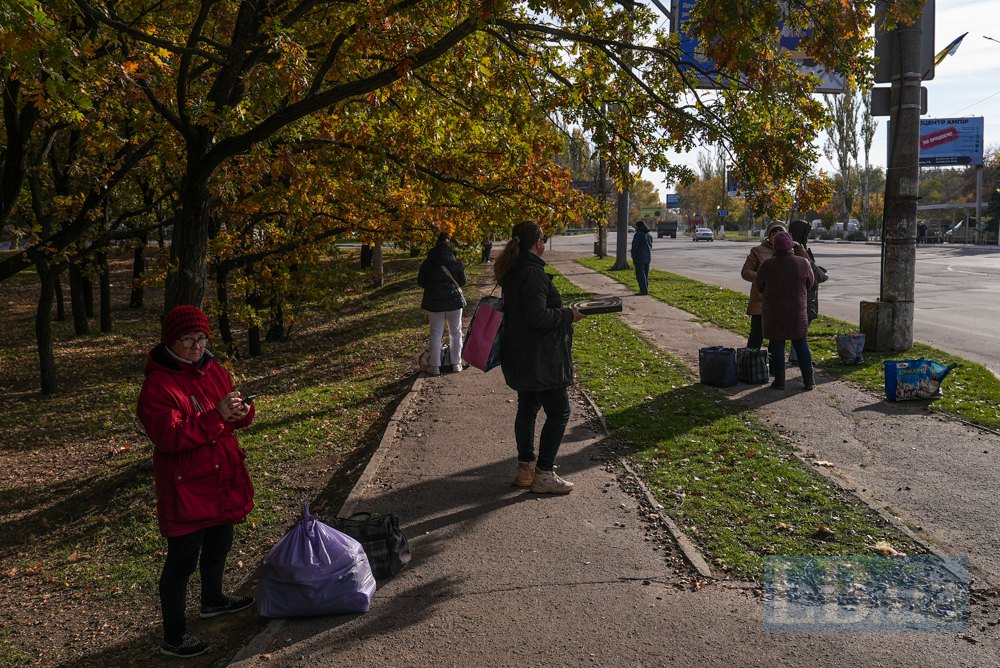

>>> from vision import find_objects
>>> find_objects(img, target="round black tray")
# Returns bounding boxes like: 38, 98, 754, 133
569, 296, 623, 315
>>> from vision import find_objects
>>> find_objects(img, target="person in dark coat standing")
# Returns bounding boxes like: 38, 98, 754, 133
787, 220, 829, 364
741, 221, 810, 349
494, 221, 585, 494
417, 232, 467, 376
137, 306, 256, 658
630, 219, 653, 295
481, 235, 494, 264
756, 231, 816, 390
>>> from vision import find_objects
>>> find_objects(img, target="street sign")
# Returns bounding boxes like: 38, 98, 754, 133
717, 210, 729, 217
874, 0, 936, 83
673, 0, 846, 92
666, 193, 680, 208
870, 86, 928, 116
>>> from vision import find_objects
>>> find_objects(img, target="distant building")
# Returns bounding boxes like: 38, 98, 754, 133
640, 205, 664, 220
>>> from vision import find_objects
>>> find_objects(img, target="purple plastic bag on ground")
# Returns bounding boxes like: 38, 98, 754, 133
257, 504, 376, 618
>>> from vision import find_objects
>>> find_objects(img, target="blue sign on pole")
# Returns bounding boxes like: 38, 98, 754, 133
673, 0, 845, 92
917, 117, 984, 167
666, 193, 680, 208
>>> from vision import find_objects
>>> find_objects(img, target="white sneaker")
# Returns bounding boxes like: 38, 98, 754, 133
425, 366, 441, 377
530, 468, 574, 494
452, 361, 464, 372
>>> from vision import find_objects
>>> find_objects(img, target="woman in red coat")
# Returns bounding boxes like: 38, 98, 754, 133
137, 306, 256, 658
756, 232, 815, 391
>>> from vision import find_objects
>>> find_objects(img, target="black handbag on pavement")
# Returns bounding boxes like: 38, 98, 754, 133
326, 512, 412, 580
699, 346, 738, 387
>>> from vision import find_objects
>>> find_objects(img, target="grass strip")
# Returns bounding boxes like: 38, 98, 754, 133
0, 251, 433, 598
552, 271, 923, 579
578, 256, 1000, 432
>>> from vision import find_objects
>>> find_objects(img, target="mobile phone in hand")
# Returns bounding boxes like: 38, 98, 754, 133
242, 394, 257, 405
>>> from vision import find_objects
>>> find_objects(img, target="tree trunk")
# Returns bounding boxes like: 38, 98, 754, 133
164, 165, 212, 311
216, 266, 235, 354
54, 268, 65, 321
130, 234, 146, 308
246, 270, 263, 357
266, 299, 287, 342
360, 243, 373, 269
247, 324, 262, 357
34, 257, 57, 394
98, 251, 112, 333
81, 273, 94, 318
372, 240, 384, 287
68, 264, 90, 335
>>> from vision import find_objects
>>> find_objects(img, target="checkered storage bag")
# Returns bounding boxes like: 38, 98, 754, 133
736, 347, 770, 384
326, 512, 411, 581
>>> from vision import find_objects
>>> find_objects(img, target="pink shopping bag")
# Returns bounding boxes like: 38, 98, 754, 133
462, 296, 504, 371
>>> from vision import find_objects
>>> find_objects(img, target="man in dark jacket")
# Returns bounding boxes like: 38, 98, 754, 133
630, 219, 653, 295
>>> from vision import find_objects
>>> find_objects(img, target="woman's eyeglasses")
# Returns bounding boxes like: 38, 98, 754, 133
179, 335, 209, 348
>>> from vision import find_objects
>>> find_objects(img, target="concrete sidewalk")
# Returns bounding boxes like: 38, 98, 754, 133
232, 255, 1000, 667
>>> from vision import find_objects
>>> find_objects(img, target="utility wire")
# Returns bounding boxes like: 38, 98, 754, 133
948, 87, 1000, 116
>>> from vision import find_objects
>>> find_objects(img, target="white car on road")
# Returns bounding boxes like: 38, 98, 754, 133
693, 227, 715, 242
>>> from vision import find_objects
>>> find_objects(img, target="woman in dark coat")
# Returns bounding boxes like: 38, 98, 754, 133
787, 219, 828, 364
417, 232, 467, 376
494, 221, 584, 494
756, 231, 815, 390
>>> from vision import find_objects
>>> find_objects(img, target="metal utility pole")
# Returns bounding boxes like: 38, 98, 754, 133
611, 0, 634, 271
596, 154, 608, 258
862, 18, 922, 351
612, 188, 631, 270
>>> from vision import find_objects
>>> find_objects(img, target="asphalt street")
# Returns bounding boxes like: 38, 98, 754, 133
552, 233, 1000, 377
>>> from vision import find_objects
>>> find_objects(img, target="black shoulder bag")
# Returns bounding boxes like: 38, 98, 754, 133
327, 512, 412, 581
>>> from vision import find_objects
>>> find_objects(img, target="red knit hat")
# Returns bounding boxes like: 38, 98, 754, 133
162, 305, 210, 344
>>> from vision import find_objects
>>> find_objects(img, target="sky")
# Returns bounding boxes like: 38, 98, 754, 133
643, 0, 1000, 194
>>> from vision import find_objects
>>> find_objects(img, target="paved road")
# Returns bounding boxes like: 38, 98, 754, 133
553, 234, 1000, 376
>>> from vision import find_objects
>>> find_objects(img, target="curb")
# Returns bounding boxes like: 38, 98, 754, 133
578, 387, 715, 580
234, 374, 427, 663
337, 376, 425, 517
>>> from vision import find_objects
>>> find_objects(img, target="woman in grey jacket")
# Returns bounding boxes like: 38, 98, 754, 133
418, 232, 467, 376
494, 221, 584, 494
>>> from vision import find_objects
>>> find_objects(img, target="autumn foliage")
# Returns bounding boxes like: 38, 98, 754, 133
1, 0, 922, 390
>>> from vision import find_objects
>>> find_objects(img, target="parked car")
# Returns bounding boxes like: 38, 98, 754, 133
945, 220, 979, 243
693, 227, 714, 242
